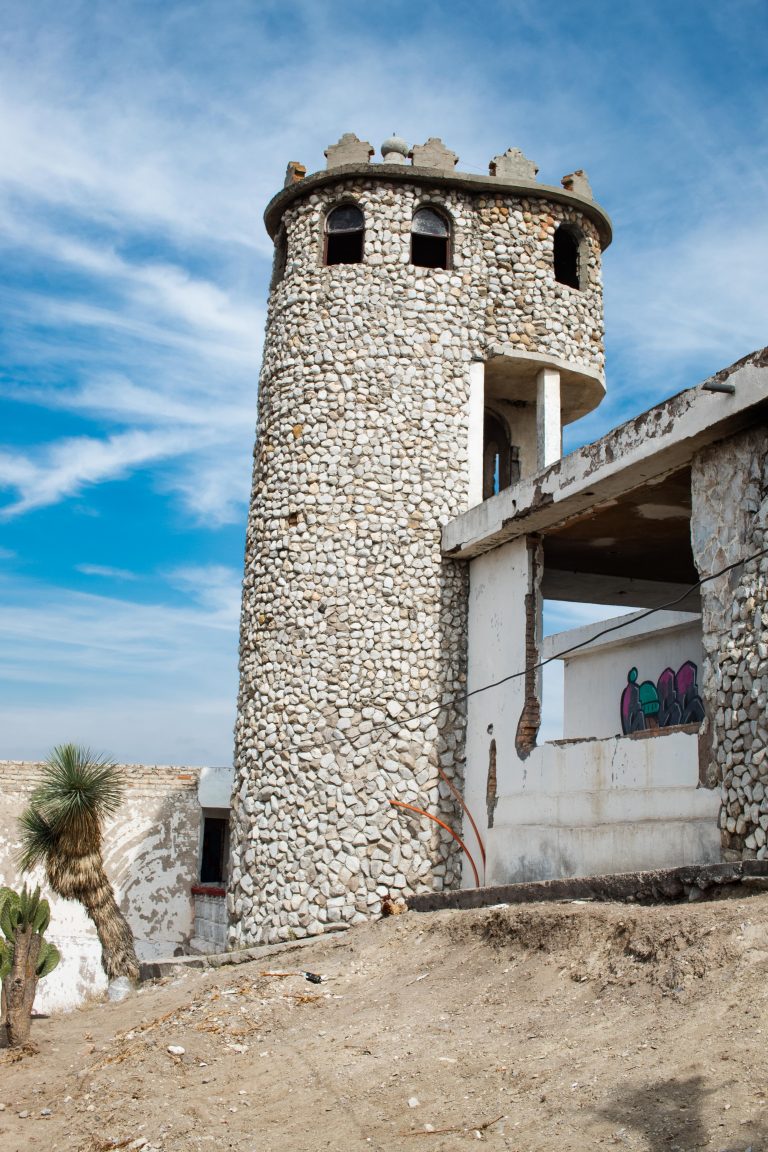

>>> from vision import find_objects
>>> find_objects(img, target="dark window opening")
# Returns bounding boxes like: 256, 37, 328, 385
325, 204, 365, 266
554, 224, 581, 289
483, 411, 520, 500
411, 206, 450, 269
200, 815, 228, 884
270, 228, 288, 290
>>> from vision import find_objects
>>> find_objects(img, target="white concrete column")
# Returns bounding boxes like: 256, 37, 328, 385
536, 367, 562, 471
467, 360, 485, 508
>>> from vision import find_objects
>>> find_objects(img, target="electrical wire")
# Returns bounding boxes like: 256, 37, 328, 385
349, 542, 768, 750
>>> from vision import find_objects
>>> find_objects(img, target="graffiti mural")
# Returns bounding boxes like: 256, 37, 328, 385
620, 661, 705, 735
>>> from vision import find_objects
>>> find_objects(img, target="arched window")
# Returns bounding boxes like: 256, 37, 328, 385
553, 223, 581, 289
483, 411, 520, 499
411, 206, 450, 269
325, 204, 365, 266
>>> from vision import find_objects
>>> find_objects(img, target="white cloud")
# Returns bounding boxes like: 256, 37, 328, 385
0, 429, 198, 518
76, 564, 139, 581
0, 0, 764, 769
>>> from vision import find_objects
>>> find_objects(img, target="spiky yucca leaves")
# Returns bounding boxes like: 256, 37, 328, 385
19, 745, 139, 983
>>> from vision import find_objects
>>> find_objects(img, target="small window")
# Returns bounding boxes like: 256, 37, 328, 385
554, 224, 581, 289
483, 411, 520, 499
411, 207, 450, 269
325, 204, 364, 265
270, 228, 288, 290
200, 814, 229, 884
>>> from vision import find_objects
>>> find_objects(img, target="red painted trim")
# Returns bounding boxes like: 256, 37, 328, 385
191, 885, 226, 897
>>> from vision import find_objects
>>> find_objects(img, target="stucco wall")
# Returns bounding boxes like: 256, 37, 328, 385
0, 761, 203, 1012
691, 424, 768, 858
467, 731, 719, 886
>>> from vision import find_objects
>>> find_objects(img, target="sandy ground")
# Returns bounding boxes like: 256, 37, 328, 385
2, 893, 768, 1152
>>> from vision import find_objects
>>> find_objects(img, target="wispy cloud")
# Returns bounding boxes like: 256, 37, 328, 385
76, 564, 138, 581
0, 0, 763, 764
0, 429, 196, 518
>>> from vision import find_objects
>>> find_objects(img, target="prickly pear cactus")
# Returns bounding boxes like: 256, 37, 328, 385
1, 883, 60, 1048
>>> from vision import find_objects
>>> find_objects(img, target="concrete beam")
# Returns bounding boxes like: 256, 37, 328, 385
541, 570, 701, 611
407, 860, 768, 913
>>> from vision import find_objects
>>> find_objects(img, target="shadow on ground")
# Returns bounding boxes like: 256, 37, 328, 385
598, 1073, 739, 1150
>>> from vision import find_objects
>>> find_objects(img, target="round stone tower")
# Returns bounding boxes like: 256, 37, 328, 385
229, 133, 612, 946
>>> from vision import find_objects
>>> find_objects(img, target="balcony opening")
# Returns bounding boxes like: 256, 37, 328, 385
483, 410, 520, 499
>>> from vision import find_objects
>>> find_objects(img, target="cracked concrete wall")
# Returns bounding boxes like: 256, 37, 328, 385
465, 545, 719, 886
485, 731, 719, 883
0, 761, 202, 1011
691, 425, 768, 859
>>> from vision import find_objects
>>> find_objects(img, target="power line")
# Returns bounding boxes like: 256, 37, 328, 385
349, 543, 768, 750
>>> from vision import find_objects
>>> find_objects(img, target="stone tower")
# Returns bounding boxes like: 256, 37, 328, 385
229, 133, 612, 946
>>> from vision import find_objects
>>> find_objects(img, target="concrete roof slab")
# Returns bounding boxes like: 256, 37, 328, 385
442, 347, 768, 560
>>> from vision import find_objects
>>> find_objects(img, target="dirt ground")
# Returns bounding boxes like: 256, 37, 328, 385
2, 892, 768, 1152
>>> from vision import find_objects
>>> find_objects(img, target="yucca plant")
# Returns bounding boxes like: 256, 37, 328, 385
18, 744, 139, 983
1, 884, 61, 1047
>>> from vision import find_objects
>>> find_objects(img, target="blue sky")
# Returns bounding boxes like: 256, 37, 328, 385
0, 0, 765, 764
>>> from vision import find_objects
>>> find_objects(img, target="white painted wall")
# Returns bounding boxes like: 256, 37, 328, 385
467, 360, 485, 508
486, 731, 719, 884
198, 765, 235, 809
544, 611, 703, 740
464, 538, 531, 885
536, 367, 562, 469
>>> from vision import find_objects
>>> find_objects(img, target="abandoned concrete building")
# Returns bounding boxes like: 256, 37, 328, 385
228, 132, 768, 948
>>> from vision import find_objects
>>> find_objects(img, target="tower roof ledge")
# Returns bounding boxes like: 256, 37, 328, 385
264, 163, 613, 248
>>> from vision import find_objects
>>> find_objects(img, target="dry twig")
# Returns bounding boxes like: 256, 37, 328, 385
400, 1112, 506, 1137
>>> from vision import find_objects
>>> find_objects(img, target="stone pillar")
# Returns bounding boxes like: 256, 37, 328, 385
536, 367, 561, 470
691, 424, 768, 859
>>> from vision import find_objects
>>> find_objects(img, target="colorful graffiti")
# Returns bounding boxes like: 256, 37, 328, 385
620, 661, 705, 735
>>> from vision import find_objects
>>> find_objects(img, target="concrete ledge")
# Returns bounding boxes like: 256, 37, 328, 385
264, 164, 612, 246
139, 924, 350, 982
408, 861, 768, 913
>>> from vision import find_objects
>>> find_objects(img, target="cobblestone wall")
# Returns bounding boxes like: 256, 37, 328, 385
230, 164, 606, 946
691, 425, 768, 858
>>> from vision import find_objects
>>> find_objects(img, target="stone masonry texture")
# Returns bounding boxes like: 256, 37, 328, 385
691, 425, 768, 859
229, 163, 606, 947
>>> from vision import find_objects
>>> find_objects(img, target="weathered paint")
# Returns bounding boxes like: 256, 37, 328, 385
0, 760, 207, 1012
465, 730, 719, 886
